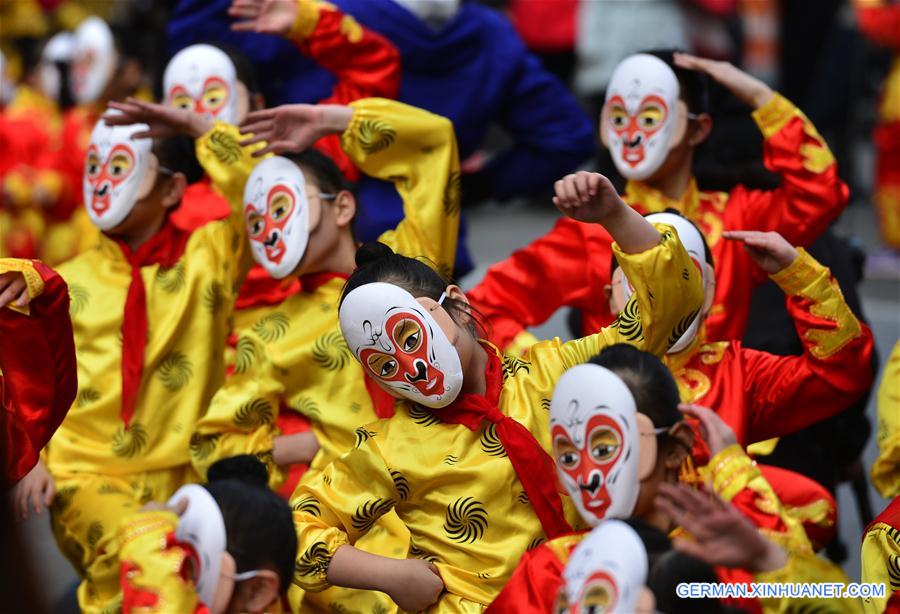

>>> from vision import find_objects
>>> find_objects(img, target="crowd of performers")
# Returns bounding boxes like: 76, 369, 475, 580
0, 0, 898, 613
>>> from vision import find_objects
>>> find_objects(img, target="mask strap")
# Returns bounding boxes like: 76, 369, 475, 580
686, 112, 701, 121
230, 570, 262, 582
437, 291, 448, 306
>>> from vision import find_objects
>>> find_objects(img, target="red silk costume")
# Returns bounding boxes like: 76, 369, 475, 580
0, 259, 76, 484
855, 0, 900, 248
862, 496, 900, 613
468, 94, 848, 348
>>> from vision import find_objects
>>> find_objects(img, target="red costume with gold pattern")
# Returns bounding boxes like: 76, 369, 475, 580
469, 94, 848, 348
862, 496, 900, 613
0, 258, 76, 484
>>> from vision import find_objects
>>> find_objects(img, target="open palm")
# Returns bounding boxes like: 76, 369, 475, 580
229, 0, 298, 35
105, 98, 212, 139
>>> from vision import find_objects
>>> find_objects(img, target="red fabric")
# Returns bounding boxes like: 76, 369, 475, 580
757, 464, 837, 550
433, 346, 572, 539
507, 0, 577, 52
469, 115, 849, 348
887, 591, 900, 614
866, 495, 900, 535
715, 567, 763, 613
856, 2, 900, 50
485, 539, 570, 613
0, 261, 76, 484
48, 106, 99, 221
276, 408, 312, 499
295, 2, 401, 182
170, 177, 230, 231
114, 222, 192, 427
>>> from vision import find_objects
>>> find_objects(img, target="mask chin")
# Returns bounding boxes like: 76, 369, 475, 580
666, 312, 701, 354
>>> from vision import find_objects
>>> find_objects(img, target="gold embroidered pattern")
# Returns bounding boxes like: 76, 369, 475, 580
674, 367, 711, 403
357, 120, 396, 154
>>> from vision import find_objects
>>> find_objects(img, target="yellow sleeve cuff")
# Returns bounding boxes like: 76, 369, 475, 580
769, 248, 825, 295
752, 92, 799, 140
288, 0, 322, 41
706, 444, 757, 502
0, 258, 44, 315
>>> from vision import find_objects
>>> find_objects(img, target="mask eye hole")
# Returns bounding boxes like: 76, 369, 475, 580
109, 152, 133, 178
581, 582, 614, 613
637, 104, 664, 130
367, 353, 398, 379
608, 105, 628, 129
86, 152, 101, 177
554, 436, 580, 469
268, 191, 295, 222
392, 318, 422, 354
202, 83, 227, 111
588, 427, 621, 463
246, 211, 265, 238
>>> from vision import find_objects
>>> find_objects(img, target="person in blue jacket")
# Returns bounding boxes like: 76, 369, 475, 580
166, 0, 596, 275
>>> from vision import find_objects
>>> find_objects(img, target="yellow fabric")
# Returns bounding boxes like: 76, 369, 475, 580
0, 257, 44, 315
50, 466, 197, 614
289, 0, 323, 40
861, 516, 900, 613
289, 227, 703, 611
117, 511, 201, 614
881, 57, 900, 123
705, 444, 812, 554
873, 342, 900, 499
45, 122, 259, 611
770, 248, 862, 360
194, 99, 460, 614
755, 550, 863, 613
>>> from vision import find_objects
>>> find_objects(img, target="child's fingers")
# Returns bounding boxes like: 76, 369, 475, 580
0, 277, 25, 309
32, 487, 43, 516
15, 286, 29, 307
44, 480, 55, 507
230, 20, 259, 32
238, 121, 270, 137
671, 536, 711, 562
560, 175, 579, 207
242, 108, 277, 124
586, 172, 603, 195
573, 172, 591, 202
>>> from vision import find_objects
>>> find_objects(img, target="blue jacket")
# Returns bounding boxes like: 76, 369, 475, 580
167, 0, 596, 274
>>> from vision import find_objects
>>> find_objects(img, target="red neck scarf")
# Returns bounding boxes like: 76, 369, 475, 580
114, 221, 191, 428
300, 270, 395, 420
433, 345, 572, 539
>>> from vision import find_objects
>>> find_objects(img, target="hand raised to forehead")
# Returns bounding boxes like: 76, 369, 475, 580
672, 53, 774, 109
723, 230, 799, 275
655, 483, 788, 573
229, 0, 298, 35
105, 98, 213, 139
678, 403, 736, 456
239, 103, 354, 157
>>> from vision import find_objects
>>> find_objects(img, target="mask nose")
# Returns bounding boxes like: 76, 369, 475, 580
579, 471, 602, 495
263, 229, 281, 248
624, 133, 643, 148
96, 181, 111, 197
405, 359, 428, 383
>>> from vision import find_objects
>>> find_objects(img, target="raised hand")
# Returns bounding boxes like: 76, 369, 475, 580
0, 270, 29, 310
656, 482, 788, 573
678, 403, 736, 457
384, 558, 444, 612
723, 230, 799, 274
239, 103, 353, 157
104, 98, 213, 139
673, 53, 774, 109
553, 171, 626, 225
13, 460, 56, 521
229, 0, 298, 36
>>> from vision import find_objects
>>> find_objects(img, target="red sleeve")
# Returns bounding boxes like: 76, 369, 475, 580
43, 109, 92, 221
856, 1, 900, 50
726, 96, 848, 283
741, 252, 875, 443
289, 1, 401, 180
485, 544, 565, 613
467, 217, 608, 349
1, 261, 77, 484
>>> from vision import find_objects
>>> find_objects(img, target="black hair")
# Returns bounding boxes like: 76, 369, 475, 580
610, 208, 714, 273
589, 344, 682, 430
203, 456, 296, 595
640, 49, 710, 116
340, 242, 484, 336
649, 550, 739, 613
284, 149, 358, 201
152, 135, 204, 185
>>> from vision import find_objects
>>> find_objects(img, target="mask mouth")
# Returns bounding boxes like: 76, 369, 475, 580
263, 228, 285, 263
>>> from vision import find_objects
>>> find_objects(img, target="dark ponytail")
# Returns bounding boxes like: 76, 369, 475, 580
203, 456, 296, 594
340, 242, 486, 337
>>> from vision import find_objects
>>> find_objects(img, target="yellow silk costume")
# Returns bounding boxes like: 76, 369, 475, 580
46, 123, 259, 613
872, 341, 900, 500
290, 225, 704, 612
192, 98, 460, 614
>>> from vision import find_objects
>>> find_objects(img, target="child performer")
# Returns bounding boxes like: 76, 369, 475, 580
0, 259, 75, 487
609, 214, 873, 548
468, 51, 847, 352
490, 345, 860, 613
289, 170, 705, 611
191, 97, 461, 613
12, 101, 263, 613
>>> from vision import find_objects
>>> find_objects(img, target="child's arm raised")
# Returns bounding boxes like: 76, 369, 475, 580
536, 172, 704, 367
722, 231, 875, 444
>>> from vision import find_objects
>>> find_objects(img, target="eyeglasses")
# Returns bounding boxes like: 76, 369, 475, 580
311, 192, 337, 201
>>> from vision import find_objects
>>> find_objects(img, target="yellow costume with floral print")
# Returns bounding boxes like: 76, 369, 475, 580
45, 123, 260, 614
290, 224, 703, 612
192, 98, 460, 614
